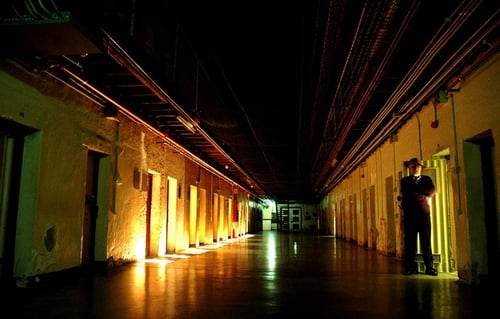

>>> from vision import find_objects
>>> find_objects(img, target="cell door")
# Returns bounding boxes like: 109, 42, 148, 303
0, 120, 35, 282
0, 132, 21, 281
82, 151, 101, 265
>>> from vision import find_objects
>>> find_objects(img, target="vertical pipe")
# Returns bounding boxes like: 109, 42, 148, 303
111, 121, 120, 214
450, 93, 463, 214
416, 113, 423, 159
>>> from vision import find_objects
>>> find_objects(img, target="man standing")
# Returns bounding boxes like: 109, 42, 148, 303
399, 158, 437, 276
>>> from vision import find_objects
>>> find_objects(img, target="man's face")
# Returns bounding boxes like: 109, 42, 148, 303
409, 164, 422, 175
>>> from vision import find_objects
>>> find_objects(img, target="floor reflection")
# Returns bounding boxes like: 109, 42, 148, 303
2, 231, 489, 318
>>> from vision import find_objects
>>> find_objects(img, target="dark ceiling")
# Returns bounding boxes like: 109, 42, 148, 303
1, 0, 498, 202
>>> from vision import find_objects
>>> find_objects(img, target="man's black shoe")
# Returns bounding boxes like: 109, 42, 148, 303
404, 268, 418, 275
425, 268, 438, 276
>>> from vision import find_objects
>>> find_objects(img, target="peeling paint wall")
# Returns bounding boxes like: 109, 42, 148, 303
0, 60, 259, 279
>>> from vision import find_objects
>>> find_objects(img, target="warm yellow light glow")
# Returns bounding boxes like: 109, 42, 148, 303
133, 230, 146, 260
201, 243, 223, 250
163, 254, 191, 259
159, 228, 167, 256
179, 247, 209, 255
143, 258, 175, 265
133, 264, 146, 288
177, 115, 196, 133
133, 235, 254, 271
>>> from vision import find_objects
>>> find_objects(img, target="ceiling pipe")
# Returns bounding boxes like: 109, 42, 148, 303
317, 0, 495, 195
320, 29, 498, 196
100, 29, 265, 196
43, 69, 105, 106
313, 0, 414, 190
53, 65, 263, 198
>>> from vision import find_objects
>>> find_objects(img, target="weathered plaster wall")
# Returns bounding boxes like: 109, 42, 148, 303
1, 59, 254, 278
324, 55, 500, 283
1, 61, 115, 275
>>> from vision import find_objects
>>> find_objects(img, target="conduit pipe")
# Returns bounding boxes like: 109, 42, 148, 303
360, 0, 480, 136
101, 29, 263, 195
318, 1, 495, 194
43, 70, 105, 107
54, 66, 260, 198
345, 10, 498, 166
450, 93, 463, 214
314, 1, 418, 189
323, 22, 493, 193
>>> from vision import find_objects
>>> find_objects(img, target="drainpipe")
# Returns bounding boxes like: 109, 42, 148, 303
450, 92, 463, 214
111, 121, 121, 214
416, 113, 423, 159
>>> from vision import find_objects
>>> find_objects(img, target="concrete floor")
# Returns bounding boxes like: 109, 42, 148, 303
2, 231, 491, 318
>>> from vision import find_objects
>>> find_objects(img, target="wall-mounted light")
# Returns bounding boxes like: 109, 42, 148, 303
437, 90, 448, 103
330, 158, 337, 167
177, 116, 196, 133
